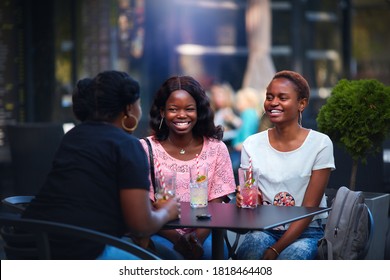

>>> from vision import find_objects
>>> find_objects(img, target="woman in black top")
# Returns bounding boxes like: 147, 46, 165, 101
22, 70, 180, 259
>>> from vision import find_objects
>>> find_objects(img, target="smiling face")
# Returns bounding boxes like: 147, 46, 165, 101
265, 78, 307, 126
162, 89, 197, 136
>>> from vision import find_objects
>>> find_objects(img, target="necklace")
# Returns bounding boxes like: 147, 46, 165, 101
168, 137, 194, 155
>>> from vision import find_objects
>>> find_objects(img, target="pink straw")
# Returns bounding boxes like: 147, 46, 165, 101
248, 157, 253, 185
195, 153, 200, 177
248, 157, 254, 204
154, 157, 166, 189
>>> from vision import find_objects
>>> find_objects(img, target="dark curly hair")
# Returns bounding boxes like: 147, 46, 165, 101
72, 70, 140, 122
272, 70, 310, 102
149, 76, 223, 141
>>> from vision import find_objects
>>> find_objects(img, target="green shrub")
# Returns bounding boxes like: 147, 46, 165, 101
317, 79, 390, 189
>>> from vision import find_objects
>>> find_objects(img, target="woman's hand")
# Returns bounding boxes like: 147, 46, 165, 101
235, 186, 243, 207
262, 247, 279, 260
153, 197, 181, 221
173, 234, 193, 258
173, 233, 204, 259
235, 186, 263, 207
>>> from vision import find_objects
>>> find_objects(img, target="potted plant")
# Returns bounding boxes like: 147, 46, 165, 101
316, 79, 390, 190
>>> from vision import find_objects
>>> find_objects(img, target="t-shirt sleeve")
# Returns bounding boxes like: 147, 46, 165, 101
313, 134, 336, 171
117, 138, 150, 191
240, 132, 261, 169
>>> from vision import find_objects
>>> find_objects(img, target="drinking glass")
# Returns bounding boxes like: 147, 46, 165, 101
189, 164, 208, 208
238, 167, 258, 208
155, 169, 176, 201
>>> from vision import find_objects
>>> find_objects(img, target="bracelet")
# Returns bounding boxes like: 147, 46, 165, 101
268, 246, 280, 256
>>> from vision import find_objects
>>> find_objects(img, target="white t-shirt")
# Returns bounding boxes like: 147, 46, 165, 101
241, 129, 335, 222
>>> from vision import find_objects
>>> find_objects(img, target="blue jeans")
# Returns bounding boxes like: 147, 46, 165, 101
96, 236, 178, 260
151, 233, 229, 260
236, 226, 324, 260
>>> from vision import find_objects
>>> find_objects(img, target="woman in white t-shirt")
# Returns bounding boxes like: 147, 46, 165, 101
235, 70, 335, 260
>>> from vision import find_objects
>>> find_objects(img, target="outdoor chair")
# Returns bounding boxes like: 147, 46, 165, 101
0, 195, 160, 260
1, 195, 35, 213
0, 213, 160, 260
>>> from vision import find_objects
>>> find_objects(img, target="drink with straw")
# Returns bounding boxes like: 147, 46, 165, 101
154, 159, 176, 202
238, 167, 258, 208
189, 159, 208, 208
155, 178, 176, 201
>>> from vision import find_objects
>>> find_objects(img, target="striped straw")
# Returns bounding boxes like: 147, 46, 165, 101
248, 157, 252, 185
195, 153, 200, 177
248, 157, 254, 204
154, 157, 166, 189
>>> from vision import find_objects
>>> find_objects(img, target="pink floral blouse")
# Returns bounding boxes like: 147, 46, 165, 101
140, 136, 236, 203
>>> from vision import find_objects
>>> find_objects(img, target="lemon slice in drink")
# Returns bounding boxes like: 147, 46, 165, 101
196, 175, 207, 183
245, 178, 255, 188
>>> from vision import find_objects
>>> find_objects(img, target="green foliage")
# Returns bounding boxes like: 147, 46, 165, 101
317, 79, 390, 164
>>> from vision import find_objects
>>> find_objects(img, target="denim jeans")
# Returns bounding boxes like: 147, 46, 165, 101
151, 233, 229, 260
96, 236, 179, 260
96, 236, 142, 260
236, 226, 324, 260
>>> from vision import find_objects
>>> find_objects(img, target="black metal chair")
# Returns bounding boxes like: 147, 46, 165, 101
0, 195, 160, 260
0, 213, 160, 260
224, 229, 244, 259
1, 195, 35, 213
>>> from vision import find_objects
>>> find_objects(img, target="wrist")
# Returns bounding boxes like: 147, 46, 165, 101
157, 207, 172, 224
267, 246, 280, 256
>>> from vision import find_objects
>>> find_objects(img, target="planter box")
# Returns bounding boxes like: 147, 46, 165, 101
363, 192, 390, 259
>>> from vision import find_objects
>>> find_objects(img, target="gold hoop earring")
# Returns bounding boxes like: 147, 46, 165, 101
122, 114, 138, 132
159, 117, 164, 130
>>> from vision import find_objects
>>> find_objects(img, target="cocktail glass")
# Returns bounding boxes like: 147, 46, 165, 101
155, 169, 176, 201
189, 164, 208, 208
238, 167, 258, 209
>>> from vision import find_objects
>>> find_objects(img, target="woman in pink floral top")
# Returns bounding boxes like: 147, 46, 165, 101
140, 76, 236, 259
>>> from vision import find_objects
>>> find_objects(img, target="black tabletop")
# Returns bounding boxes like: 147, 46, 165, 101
165, 202, 330, 231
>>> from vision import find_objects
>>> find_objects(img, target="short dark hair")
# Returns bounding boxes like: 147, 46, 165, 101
72, 70, 140, 122
272, 70, 310, 101
149, 76, 223, 141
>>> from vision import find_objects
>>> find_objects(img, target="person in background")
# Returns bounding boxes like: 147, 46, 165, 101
22, 70, 180, 260
140, 76, 236, 259
209, 82, 241, 144
230, 87, 261, 182
235, 70, 335, 260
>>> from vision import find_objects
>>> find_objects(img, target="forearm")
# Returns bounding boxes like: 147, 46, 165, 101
271, 217, 313, 253
121, 189, 179, 237
128, 208, 170, 237
145, 207, 173, 235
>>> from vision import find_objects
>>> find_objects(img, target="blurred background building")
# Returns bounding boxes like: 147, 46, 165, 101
0, 0, 389, 196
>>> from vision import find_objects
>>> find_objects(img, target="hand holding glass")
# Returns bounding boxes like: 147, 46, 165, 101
238, 167, 258, 208
155, 170, 176, 202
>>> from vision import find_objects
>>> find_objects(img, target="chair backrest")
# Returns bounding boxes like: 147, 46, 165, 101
7, 123, 65, 195
0, 214, 160, 260
1, 195, 35, 213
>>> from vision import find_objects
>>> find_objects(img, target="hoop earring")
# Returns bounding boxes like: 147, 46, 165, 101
298, 111, 302, 127
159, 117, 164, 130
122, 114, 138, 132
